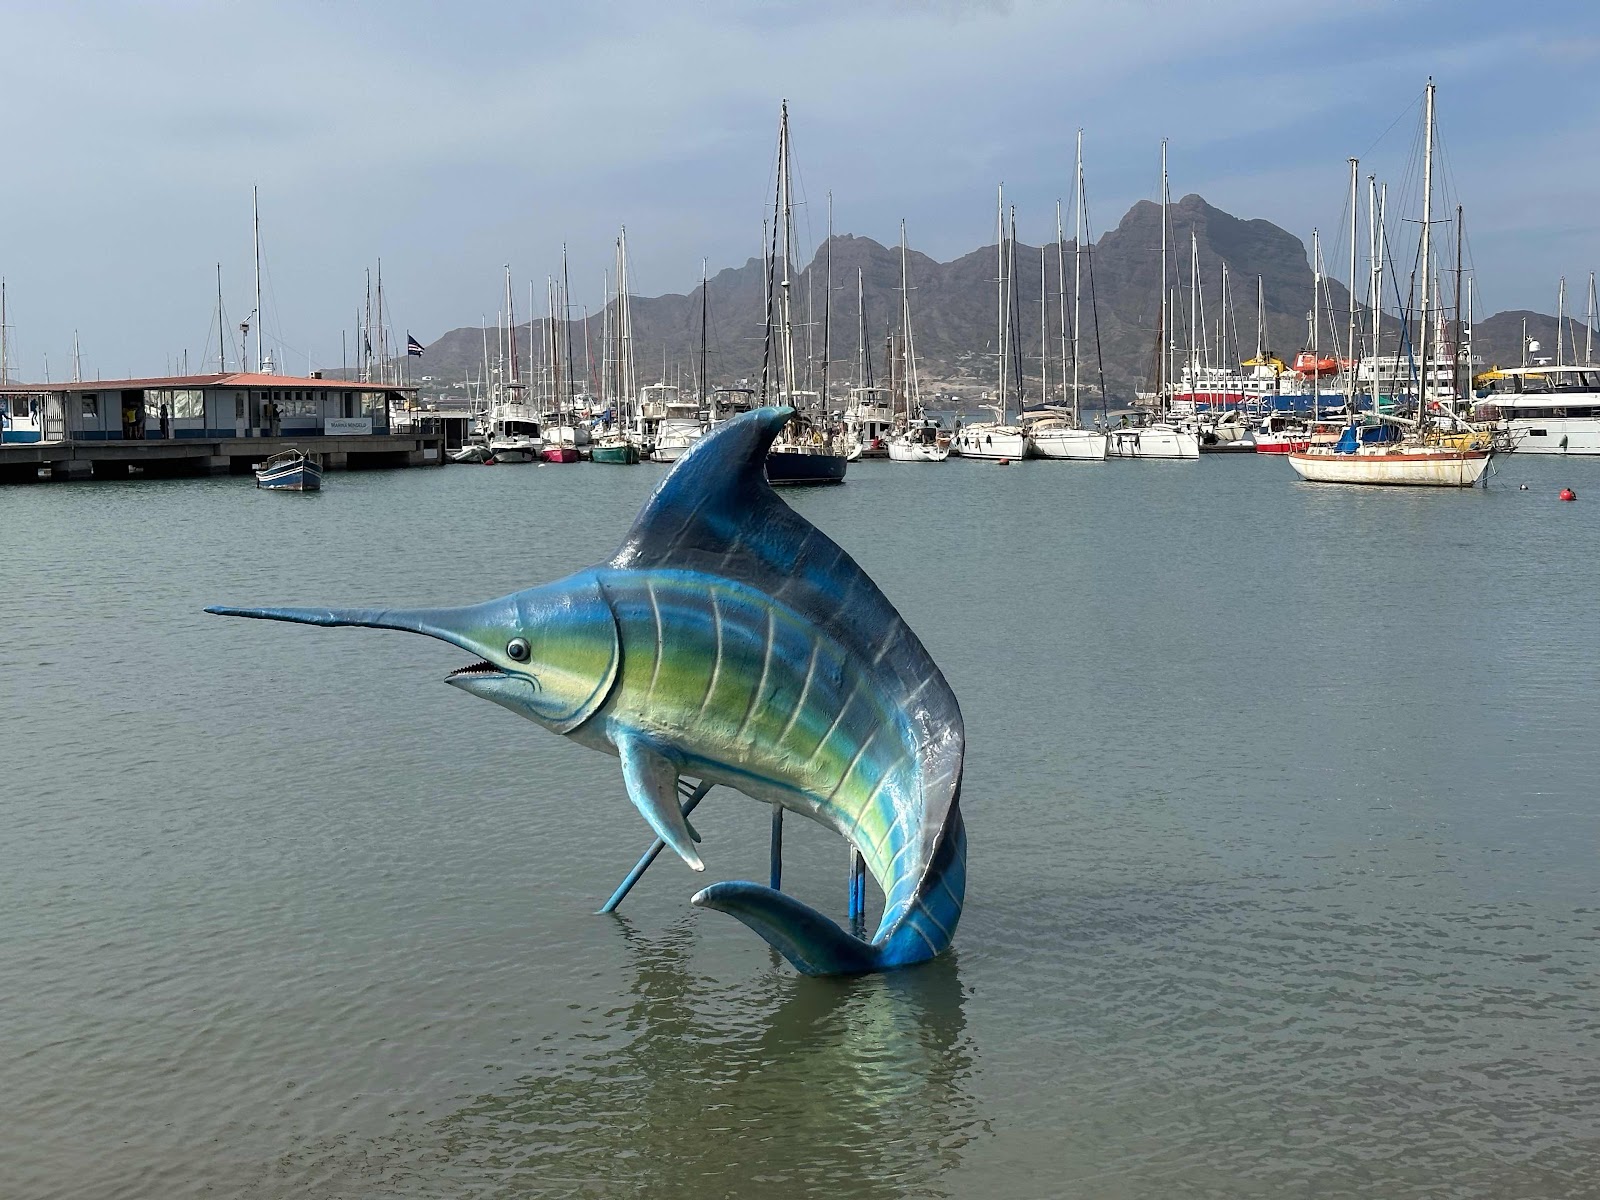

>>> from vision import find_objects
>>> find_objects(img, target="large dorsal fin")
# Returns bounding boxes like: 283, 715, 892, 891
609, 407, 963, 869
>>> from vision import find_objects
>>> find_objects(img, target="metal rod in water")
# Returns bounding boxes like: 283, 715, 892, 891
598, 780, 714, 914
848, 847, 867, 936
769, 802, 784, 891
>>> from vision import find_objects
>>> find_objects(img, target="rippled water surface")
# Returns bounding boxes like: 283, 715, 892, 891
3, 454, 1598, 1198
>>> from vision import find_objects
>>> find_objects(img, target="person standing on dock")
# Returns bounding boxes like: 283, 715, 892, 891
159, 403, 170, 439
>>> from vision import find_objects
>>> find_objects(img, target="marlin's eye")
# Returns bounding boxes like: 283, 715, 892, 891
506, 637, 531, 663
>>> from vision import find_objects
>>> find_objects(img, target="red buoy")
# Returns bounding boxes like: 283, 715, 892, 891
1560, 487, 1576, 501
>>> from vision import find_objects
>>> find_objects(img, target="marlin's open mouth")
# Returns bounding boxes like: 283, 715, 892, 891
447, 660, 503, 679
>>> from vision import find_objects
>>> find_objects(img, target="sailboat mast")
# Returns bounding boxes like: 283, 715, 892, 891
900, 218, 918, 417
1557, 277, 1567, 369
1454, 204, 1464, 400
1368, 176, 1382, 418
1346, 157, 1360, 412
1056, 203, 1068, 416
699, 260, 709, 411
777, 100, 796, 409
1220, 263, 1230, 401
1073, 131, 1085, 426
1160, 140, 1170, 415
1417, 78, 1435, 429
0, 276, 7, 385
562, 245, 576, 409
253, 185, 263, 372
1008, 207, 1020, 415
1189, 230, 1199, 387
1255, 275, 1265, 362
822, 192, 833, 409
504, 266, 517, 386
1311, 228, 1321, 421
215, 265, 226, 371
855, 270, 869, 388
996, 183, 1006, 421
1040, 245, 1048, 408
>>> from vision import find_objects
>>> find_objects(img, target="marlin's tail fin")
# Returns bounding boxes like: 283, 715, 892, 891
692, 801, 967, 977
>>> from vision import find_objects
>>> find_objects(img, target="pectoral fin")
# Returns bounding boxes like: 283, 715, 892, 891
615, 730, 704, 871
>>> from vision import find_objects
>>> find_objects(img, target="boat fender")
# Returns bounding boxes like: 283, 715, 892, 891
1560, 487, 1577, 501
997, 458, 1011, 466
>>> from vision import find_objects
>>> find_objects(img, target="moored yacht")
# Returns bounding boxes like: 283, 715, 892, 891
648, 384, 704, 463
1475, 365, 1600, 454
887, 416, 950, 462
1106, 410, 1200, 459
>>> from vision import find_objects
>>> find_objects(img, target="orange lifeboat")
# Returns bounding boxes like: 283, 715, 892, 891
1291, 352, 1341, 377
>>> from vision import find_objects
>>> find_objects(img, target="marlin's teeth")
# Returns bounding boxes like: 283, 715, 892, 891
447, 659, 500, 678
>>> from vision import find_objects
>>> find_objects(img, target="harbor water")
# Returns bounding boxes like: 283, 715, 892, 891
3, 455, 1597, 1198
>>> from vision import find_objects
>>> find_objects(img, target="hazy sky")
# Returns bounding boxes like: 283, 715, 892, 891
4, 0, 1598, 380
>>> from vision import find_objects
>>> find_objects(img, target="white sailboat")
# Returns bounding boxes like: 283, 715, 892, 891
761, 101, 847, 485
1110, 141, 1200, 460
1288, 80, 1493, 487
886, 219, 949, 463
842, 269, 895, 459
955, 185, 1029, 461
484, 266, 546, 462
1028, 132, 1108, 461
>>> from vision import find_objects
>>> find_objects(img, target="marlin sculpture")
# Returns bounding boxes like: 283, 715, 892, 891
208, 407, 965, 975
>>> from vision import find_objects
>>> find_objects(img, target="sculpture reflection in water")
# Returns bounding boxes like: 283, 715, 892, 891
208, 406, 966, 976
434, 917, 980, 1196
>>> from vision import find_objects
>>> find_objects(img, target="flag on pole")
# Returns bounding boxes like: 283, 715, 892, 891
406, 334, 425, 357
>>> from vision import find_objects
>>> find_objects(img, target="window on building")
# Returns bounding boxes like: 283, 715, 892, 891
172, 389, 204, 419
82, 393, 99, 417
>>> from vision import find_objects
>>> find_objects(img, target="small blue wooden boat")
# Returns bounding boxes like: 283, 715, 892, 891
254, 449, 322, 491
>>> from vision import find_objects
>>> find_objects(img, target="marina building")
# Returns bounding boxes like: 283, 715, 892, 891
0, 372, 443, 482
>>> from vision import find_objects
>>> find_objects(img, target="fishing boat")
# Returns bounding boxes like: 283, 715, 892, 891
759, 103, 847, 487
955, 186, 1030, 461
254, 449, 321, 491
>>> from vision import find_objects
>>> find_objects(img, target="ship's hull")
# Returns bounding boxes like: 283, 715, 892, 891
766, 449, 847, 486
1286, 447, 1492, 486
1107, 425, 1200, 459
1028, 428, 1108, 460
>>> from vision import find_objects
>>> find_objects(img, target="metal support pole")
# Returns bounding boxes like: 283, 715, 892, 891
848, 847, 867, 936
769, 802, 784, 891
598, 780, 714, 914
